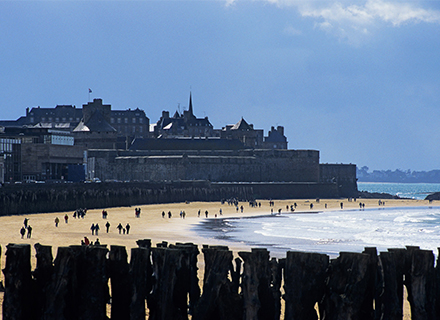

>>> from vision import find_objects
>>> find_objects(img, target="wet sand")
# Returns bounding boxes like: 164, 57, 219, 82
0, 197, 431, 318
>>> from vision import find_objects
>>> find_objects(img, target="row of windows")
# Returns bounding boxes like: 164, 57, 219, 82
35, 117, 81, 123
115, 126, 144, 133
110, 118, 144, 124
0, 139, 20, 152
30, 116, 146, 124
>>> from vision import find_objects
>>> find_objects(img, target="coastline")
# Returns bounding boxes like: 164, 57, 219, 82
0, 197, 428, 319
0, 197, 436, 260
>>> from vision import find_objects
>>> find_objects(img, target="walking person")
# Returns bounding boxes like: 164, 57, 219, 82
105, 221, 110, 233
126, 223, 130, 234
117, 223, 123, 234
27, 225, 32, 238
20, 226, 26, 239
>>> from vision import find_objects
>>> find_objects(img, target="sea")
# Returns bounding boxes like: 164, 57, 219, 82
196, 182, 440, 258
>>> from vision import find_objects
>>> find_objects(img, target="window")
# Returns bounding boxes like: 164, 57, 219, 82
111, 118, 115, 124
124, 118, 128, 124
139, 118, 143, 124
132, 118, 136, 124
117, 118, 121, 123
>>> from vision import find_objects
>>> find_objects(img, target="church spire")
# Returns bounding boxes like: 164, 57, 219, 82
188, 91, 193, 116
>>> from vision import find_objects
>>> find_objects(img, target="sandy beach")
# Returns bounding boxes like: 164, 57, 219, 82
0, 197, 432, 318
1, 197, 434, 258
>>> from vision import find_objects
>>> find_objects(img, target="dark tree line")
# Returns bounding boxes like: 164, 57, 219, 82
357, 166, 440, 183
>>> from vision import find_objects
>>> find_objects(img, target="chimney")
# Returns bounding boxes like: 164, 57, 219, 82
277, 126, 284, 136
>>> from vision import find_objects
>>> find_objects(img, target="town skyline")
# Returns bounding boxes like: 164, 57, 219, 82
1, 1, 440, 171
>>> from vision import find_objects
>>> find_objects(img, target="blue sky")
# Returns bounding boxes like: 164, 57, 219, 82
1, 0, 440, 171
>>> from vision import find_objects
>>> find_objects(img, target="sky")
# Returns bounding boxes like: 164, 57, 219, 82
1, 0, 440, 171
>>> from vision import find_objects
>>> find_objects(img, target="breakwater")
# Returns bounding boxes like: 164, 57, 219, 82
2, 242, 437, 319
0, 181, 340, 216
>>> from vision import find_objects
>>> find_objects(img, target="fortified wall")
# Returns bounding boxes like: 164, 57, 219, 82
89, 149, 321, 183
320, 163, 357, 198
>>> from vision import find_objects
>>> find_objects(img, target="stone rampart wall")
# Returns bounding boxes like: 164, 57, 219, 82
0, 180, 343, 216
92, 149, 320, 183
320, 163, 358, 197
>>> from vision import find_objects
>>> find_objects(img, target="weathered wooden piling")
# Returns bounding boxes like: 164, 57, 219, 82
33, 243, 53, 320
322, 252, 373, 320
170, 243, 201, 314
148, 246, 189, 320
3, 244, 32, 320
239, 248, 281, 320
129, 247, 151, 320
109, 245, 131, 320
406, 249, 435, 319
192, 245, 242, 320
283, 251, 329, 320
361, 247, 379, 320
42, 245, 109, 320
4, 240, 440, 320
378, 250, 403, 319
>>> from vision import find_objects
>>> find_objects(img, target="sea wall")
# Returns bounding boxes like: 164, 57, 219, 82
89, 149, 321, 183
320, 163, 358, 198
2, 242, 437, 319
0, 180, 342, 216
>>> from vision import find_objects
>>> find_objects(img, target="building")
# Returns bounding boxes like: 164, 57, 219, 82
263, 126, 288, 149
0, 99, 149, 139
0, 136, 21, 183
221, 118, 264, 149
154, 93, 214, 138
0, 127, 84, 182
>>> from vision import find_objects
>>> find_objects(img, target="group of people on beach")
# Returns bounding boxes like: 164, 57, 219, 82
81, 236, 100, 246
19, 218, 32, 239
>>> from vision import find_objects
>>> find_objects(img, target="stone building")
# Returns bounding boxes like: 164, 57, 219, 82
1, 99, 149, 139
263, 126, 288, 149
0, 136, 21, 183
154, 93, 214, 138
0, 127, 83, 182
221, 118, 264, 149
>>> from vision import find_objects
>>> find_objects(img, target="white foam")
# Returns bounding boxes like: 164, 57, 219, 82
217, 206, 440, 256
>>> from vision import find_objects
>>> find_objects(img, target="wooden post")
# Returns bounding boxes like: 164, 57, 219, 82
436, 248, 440, 318
171, 243, 201, 315
3, 244, 33, 320
406, 249, 436, 319
378, 251, 403, 319
43, 245, 109, 320
362, 247, 378, 320
322, 252, 373, 320
109, 245, 131, 320
42, 246, 77, 320
33, 243, 53, 319
148, 247, 186, 320
129, 247, 151, 320
283, 251, 329, 320
239, 248, 281, 320
76, 245, 109, 320
192, 246, 242, 320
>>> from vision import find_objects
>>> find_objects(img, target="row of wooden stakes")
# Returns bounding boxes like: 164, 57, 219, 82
1, 241, 438, 319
